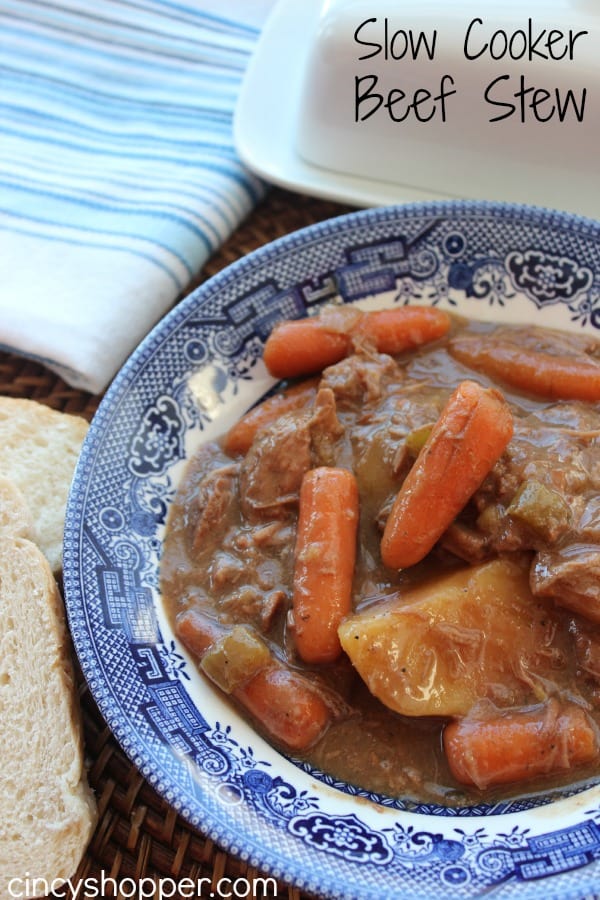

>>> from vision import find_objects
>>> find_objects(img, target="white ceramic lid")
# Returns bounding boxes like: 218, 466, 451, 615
235, 0, 600, 216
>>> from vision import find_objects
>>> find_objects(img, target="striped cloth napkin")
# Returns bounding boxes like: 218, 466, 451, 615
0, 0, 275, 393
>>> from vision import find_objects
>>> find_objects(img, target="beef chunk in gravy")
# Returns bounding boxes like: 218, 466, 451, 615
239, 413, 311, 521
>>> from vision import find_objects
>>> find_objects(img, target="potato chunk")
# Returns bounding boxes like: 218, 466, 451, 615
338, 559, 567, 717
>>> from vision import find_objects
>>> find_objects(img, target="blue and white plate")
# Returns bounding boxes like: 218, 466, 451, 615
64, 201, 600, 899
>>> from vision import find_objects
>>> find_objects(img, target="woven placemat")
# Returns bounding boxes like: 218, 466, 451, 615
0, 188, 353, 899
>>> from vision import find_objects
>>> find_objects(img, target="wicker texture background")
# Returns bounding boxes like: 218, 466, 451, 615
1, 189, 353, 899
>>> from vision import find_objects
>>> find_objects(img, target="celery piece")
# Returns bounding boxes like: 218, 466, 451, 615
507, 480, 571, 541
200, 624, 271, 692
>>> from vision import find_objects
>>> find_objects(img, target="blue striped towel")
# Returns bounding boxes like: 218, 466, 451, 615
0, 0, 274, 393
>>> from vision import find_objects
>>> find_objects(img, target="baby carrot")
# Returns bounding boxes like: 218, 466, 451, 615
450, 335, 600, 401
443, 700, 600, 790
381, 379, 513, 570
239, 666, 331, 751
263, 306, 452, 379
176, 607, 222, 657
223, 378, 318, 456
263, 320, 350, 379
292, 466, 359, 665
353, 306, 451, 355
175, 609, 331, 751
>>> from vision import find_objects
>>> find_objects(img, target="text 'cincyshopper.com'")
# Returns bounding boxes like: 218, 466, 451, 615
7, 872, 281, 899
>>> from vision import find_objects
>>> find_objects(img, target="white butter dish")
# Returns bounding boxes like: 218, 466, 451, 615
234, 0, 600, 217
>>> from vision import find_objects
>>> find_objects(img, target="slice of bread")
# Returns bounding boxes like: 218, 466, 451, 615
0, 537, 97, 896
0, 475, 34, 540
0, 398, 88, 572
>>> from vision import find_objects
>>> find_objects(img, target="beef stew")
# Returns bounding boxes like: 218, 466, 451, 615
161, 306, 600, 806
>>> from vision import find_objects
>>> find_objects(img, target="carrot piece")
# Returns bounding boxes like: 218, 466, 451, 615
450, 334, 600, 401
443, 700, 600, 790
354, 307, 451, 355
381, 380, 513, 570
263, 306, 452, 379
176, 607, 223, 657
292, 466, 359, 664
223, 378, 318, 456
238, 666, 331, 751
263, 320, 350, 379
175, 609, 331, 751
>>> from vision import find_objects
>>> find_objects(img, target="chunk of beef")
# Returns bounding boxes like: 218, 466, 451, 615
217, 585, 286, 633
440, 520, 491, 563
473, 402, 600, 553
192, 463, 239, 555
215, 521, 295, 633
208, 551, 246, 589
229, 520, 295, 552
531, 543, 600, 622
320, 350, 403, 407
309, 387, 345, 466
239, 414, 311, 520
476, 409, 595, 514
239, 384, 350, 518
